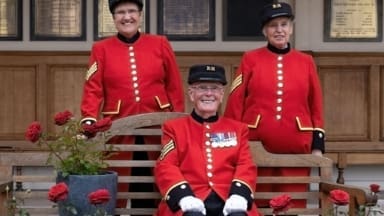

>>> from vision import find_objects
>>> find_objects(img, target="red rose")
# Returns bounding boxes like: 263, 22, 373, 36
25, 121, 42, 142
329, 189, 349, 206
88, 189, 110, 205
269, 194, 292, 214
48, 182, 68, 203
370, 184, 380, 193
54, 110, 73, 126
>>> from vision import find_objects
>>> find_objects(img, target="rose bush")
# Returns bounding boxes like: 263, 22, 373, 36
25, 110, 114, 176
269, 194, 292, 215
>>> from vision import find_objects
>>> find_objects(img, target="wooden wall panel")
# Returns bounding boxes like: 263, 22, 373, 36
47, 65, 87, 132
320, 66, 370, 141
0, 66, 37, 139
381, 66, 384, 141
1, 52, 384, 176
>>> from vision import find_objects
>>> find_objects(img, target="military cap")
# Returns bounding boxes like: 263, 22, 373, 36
260, 2, 294, 27
109, 0, 143, 13
188, 64, 227, 85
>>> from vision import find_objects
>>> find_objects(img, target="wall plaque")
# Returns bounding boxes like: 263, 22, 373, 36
0, 0, 22, 40
324, 0, 383, 42
30, 0, 86, 41
157, 0, 215, 41
223, 0, 271, 41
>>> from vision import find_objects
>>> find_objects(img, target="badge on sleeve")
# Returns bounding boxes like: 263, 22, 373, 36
85, 62, 98, 80
159, 140, 175, 160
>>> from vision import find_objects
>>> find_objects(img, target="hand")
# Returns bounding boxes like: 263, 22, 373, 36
81, 120, 96, 138
312, 149, 323, 157
223, 194, 247, 216
179, 196, 206, 215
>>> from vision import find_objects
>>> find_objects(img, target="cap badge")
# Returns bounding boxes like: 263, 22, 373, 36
272, 3, 282, 9
206, 66, 216, 71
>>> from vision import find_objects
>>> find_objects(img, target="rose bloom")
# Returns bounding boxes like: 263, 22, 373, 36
54, 110, 73, 126
25, 121, 42, 142
48, 182, 69, 203
330, 189, 350, 206
88, 189, 110, 205
269, 194, 292, 214
370, 184, 380, 193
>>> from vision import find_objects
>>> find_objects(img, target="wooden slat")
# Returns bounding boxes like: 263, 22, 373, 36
257, 176, 321, 184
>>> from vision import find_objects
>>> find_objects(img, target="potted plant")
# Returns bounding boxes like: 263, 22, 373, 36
25, 110, 117, 216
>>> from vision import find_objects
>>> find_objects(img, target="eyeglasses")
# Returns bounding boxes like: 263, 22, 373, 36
191, 85, 223, 93
114, 9, 140, 16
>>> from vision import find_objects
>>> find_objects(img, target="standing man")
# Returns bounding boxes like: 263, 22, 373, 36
155, 65, 260, 216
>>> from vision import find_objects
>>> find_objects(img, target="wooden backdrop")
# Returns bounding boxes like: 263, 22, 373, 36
1, 51, 384, 182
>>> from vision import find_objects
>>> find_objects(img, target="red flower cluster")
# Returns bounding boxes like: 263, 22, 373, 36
25, 121, 42, 142
269, 194, 292, 214
88, 189, 111, 205
329, 189, 350, 206
48, 182, 68, 203
54, 110, 73, 126
370, 184, 380, 193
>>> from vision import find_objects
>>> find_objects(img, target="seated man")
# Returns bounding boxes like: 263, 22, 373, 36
154, 64, 260, 216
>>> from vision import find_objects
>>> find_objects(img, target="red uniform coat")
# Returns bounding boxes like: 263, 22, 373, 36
224, 46, 324, 153
154, 115, 259, 216
80, 33, 184, 207
81, 33, 184, 123
224, 46, 325, 207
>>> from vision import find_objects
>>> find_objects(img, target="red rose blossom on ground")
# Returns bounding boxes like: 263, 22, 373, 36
330, 189, 350, 206
88, 189, 110, 205
25, 121, 42, 142
48, 182, 69, 203
54, 110, 73, 126
370, 184, 380, 193
269, 194, 292, 214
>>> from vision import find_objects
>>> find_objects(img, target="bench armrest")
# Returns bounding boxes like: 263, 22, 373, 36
320, 181, 370, 216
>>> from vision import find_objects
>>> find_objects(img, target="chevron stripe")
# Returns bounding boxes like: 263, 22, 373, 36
85, 62, 98, 80
159, 140, 175, 160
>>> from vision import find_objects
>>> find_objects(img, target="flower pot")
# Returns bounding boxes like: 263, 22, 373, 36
56, 171, 117, 216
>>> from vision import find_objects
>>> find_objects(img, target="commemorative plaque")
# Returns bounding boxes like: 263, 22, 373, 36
0, 0, 22, 40
31, 0, 86, 41
324, 0, 382, 41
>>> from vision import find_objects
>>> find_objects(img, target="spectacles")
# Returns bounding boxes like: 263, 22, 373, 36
114, 9, 140, 16
191, 85, 223, 93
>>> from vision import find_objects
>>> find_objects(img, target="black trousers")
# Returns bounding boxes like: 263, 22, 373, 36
130, 136, 157, 215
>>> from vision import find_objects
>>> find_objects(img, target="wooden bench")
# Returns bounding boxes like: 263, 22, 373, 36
0, 112, 370, 215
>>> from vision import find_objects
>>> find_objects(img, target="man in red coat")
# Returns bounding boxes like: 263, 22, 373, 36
155, 65, 260, 216
224, 2, 325, 209
80, 0, 184, 210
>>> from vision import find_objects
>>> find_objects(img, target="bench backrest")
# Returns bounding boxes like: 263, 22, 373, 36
0, 112, 368, 215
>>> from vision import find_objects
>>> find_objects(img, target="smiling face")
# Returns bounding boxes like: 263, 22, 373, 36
112, 2, 142, 38
188, 82, 224, 119
263, 16, 293, 49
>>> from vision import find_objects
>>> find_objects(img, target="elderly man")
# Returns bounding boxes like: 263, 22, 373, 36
154, 65, 260, 216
